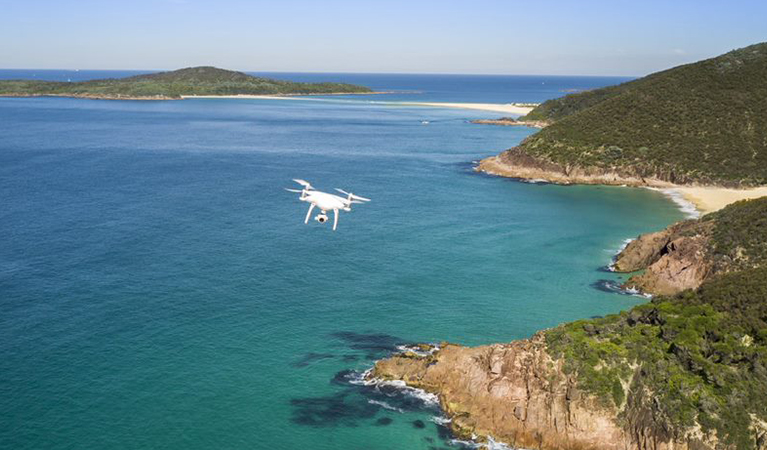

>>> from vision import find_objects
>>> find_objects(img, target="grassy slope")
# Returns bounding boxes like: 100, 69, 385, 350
0, 66, 372, 98
520, 43, 767, 186
546, 197, 767, 448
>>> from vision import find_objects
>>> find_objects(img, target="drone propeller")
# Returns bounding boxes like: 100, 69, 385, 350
293, 179, 314, 190
335, 188, 371, 202
284, 188, 303, 193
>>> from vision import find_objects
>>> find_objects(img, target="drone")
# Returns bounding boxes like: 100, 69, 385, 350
285, 179, 370, 231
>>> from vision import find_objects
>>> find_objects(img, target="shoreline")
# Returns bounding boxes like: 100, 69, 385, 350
477, 152, 767, 215
0, 91, 385, 101
2, 93, 536, 114
179, 91, 393, 99
397, 102, 536, 115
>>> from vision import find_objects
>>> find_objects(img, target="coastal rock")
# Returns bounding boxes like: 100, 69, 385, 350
623, 234, 712, 295
614, 220, 714, 295
372, 335, 631, 450
476, 147, 674, 187
372, 334, 718, 450
470, 118, 549, 128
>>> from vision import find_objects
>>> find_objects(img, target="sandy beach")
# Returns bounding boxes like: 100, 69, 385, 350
671, 186, 767, 214
400, 102, 535, 115
181, 95, 537, 115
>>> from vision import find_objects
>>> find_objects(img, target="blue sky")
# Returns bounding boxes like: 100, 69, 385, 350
2, 0, 765, 75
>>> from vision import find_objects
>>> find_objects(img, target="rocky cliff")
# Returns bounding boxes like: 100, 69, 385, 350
614, 197, 767, 296
477, 148, 674, 187
372, 334, 725, 450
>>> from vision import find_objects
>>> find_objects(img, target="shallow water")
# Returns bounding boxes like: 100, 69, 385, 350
0, 76, 682, 449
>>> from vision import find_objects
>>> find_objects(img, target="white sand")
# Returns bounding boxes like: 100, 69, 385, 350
180, 95, 536, 114
399, 102, 535, 115
672, 186, 767, 214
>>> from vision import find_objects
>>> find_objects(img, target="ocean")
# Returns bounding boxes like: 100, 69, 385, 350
0, 72, 683, 449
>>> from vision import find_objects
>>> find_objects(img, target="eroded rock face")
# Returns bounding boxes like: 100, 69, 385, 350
373, 334, 630, 450
372, 335, 719, 450
476, 148, 675, 187
614, 221, 714, 295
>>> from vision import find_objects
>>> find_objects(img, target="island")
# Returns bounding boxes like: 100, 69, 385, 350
372, 42, 767, 450
0, 66, 373, 100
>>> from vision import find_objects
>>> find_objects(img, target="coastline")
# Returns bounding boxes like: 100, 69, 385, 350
478, 152, 767, 214
179, 91, 392, 99
0, 91, 383, 101
397, 102, 536, 115
2, 93, 536, 115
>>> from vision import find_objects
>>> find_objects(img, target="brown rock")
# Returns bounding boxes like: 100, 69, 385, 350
371, 335, 720, 450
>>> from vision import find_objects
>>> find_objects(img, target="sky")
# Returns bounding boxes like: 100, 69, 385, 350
2, 0, 766, 76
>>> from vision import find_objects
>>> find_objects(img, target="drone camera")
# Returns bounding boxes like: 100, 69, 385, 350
315, 213, 328, 223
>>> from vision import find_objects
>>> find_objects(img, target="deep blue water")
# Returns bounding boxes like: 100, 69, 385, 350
0, 74, 680, 449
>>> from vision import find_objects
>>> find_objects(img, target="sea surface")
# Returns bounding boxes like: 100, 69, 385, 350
0, 72, 682, 449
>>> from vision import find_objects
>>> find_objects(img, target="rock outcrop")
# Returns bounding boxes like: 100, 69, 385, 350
372, 334, 718, 450
373, 334, 629, 450
477, 148, 674, 187
614, 221, 714, 295
470, 118, 549, 128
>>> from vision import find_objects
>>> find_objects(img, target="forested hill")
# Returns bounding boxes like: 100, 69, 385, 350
0, 66, 372, 99
518, 42, 767, 186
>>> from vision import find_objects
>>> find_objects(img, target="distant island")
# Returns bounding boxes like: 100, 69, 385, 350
0, 66, 373, 100
478, 42, 767, 187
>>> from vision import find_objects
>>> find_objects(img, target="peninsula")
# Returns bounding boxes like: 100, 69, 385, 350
373, 43, 767, 450
0, 66, 372, 100
477, 42, 767, 211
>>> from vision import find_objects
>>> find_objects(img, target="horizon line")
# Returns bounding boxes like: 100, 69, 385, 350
0, 67, 640, 79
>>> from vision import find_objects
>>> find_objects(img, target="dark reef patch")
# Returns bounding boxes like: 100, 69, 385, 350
413, 419, 426, 428
290, 391, 378, 427
291, 352, 336, 367
376, 417, 393, 426
331, 369, 357, 386
331, 331, 407, 358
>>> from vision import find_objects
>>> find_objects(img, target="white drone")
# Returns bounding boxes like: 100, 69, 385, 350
285, 179, 370, 231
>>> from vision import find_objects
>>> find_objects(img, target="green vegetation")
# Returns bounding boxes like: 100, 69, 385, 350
705, 197, 767, 271
0, 66, 372, 99
545, 198, 767, 447
520, 43, 767, 185
546, 267, 767, 447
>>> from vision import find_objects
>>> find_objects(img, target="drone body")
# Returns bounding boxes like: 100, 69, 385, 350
285, 179, 370, 231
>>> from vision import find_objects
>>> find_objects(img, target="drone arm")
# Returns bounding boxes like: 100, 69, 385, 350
304, 203, 315, 224
332, 209, 339, 231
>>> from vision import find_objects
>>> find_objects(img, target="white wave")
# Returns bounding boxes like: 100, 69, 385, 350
623, 285, 653, 299
519, 178, 549, 184
605, 238, 635, 271
395, 343, 439, 357
367, 399, 404, 413
346, 368, 376, 386
365, 378, 441, 407
431, 415, 451, 425
646, 187, 700, 218
448, 435, 525, 450
485, 436, 518, 450
448, 438, 480, 448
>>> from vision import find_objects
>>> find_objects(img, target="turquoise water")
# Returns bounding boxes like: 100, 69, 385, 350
0, 80, 682, 449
